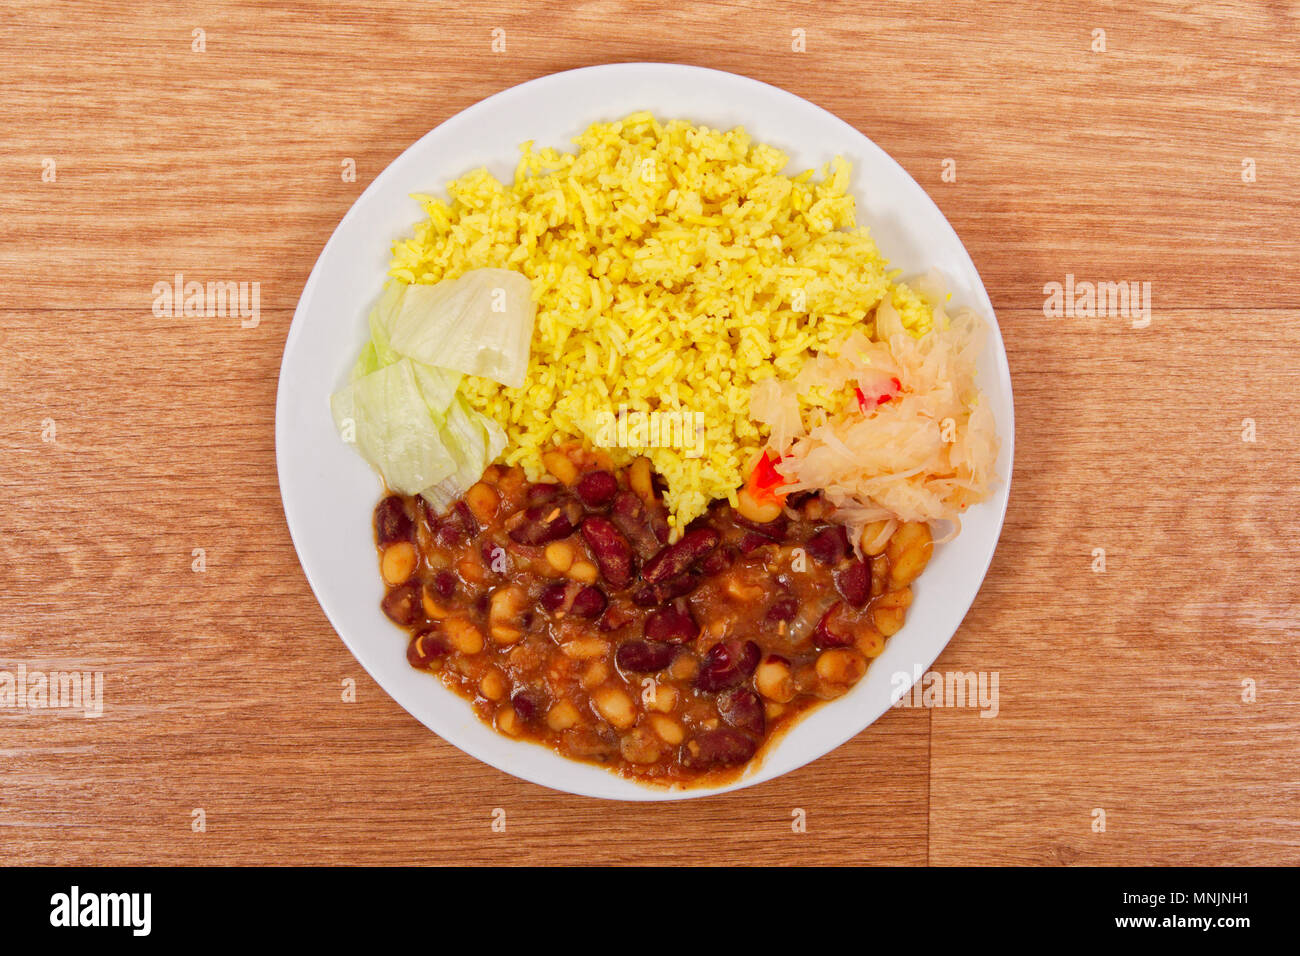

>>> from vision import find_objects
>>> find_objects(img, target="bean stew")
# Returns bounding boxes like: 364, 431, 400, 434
374, 446, 932, 786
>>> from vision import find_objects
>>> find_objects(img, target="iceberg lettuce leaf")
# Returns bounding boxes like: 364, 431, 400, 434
382, 269, 535, 388
330, 358, 460, 496
418, 395, 508, 513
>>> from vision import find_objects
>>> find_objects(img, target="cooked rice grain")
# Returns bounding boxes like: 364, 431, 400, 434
389, 113, 933, 531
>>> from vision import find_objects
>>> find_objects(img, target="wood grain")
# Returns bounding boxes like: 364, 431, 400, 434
1, 0, 1297, 865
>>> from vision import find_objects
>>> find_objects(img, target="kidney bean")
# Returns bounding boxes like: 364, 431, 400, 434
785, 490, 815, 509
835, 559, 871, 608
812, 602, 855, 648
695, 639, 760, 692
511, 689, 544, 722
766, 594, 798, 622
630, 573, 699, 607
508, 501, 579, 545
407, 630, 450, 668
580, 516, 634, 588
575, 470, 618, 508
571, 586, 608, 619
696, 545, 735, 577
648, 502, 672, 545
431, 500, 480, 548
432, 520, 465, 549
431, 570, 457, 600
374, 496, 412, 546
482, 540, 506, 570
682, 728, 758, 769
806, 524, 850, 565
738, 532, 774, 555
381, 582, 422, 627
734, 511, 789, 540
611, 491, 661, 558
643, 600, 699, 644
641, 527, 720, 584
539, 582, 570, 613
451, 500, 478, 535
526, 482, 562, 505
615, 639, 678, 673
717, 688, 766, 736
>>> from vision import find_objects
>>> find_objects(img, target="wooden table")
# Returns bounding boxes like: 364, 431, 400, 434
3, 0, 1297, 866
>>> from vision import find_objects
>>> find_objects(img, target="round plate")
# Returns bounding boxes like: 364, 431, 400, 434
276, 63, 1014, 800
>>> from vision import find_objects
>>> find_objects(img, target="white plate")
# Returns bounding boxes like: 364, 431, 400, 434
276, 63, 1014, 801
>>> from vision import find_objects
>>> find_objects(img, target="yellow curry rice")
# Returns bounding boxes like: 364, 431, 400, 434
389, 112, 934, 531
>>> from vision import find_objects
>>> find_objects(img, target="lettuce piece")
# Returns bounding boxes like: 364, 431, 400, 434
332, 270, 527, 506
350, 283, 405, 381
411, 362, 461, 417
350, 340, 381, 381
381, 269, 535, 388
419, 395, 508, 513
330, 358, 460, 496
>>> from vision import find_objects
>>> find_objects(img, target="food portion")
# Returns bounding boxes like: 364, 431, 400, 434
388, 113, 974, 536
333, 113, 1000, 786
374, 447, 932, 784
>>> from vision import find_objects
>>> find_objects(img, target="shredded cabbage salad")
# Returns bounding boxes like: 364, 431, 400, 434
750, 279, 999, 545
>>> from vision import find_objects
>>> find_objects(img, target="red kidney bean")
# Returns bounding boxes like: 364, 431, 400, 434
611, 491, 661, 558
630, 573, 698, 607
696, 545, 735, 577
682, 728, 758, 769
431, 570, 457, 600
717, 688, 766, 736
374, 496, 412, 546
580, 516, 634, 588
428, 500, 477, 548
785, 490, 815, 509
407, 631, 450, 668
451, 500, 478, 535
615, 639, 678, 673
575, 470, 618, 508
429, 500, 479, 548
508, 501, 579, 545
381, 582, 422, 626
835, 559, 871, 608
648, 502, 672, 545
641, 527, 720, 584
511, 689, 544, 722
806, 524, 850, 565
734, 511, 789, 540
738, 532, 774, 555
539, 582, 570, 613
526, 482, 562, 505
481, 540, 506, 569
643, 600, 699, 644
695, 639, 760, 692
766, 593, 798, 622
432, 520, 465, 549
570, 586, 608, 619
812, 602, 855, 648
